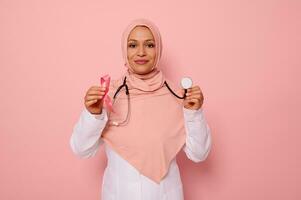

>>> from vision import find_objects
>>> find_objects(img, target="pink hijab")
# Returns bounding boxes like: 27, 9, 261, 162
101, 18, 186, 184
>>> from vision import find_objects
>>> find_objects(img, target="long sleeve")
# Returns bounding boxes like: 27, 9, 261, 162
70, 107, 109, 159
182, 107, 212, 163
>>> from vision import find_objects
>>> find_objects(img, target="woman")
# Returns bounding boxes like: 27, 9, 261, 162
70, 18, 212, 200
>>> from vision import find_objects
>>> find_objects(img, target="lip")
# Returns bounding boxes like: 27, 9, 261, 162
134, 59, 149, 65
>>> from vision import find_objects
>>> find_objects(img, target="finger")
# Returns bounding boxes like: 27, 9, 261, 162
186, 89, 203, 98
188, 85, 201, 91
192, 85, 201, 90
186, 90, 202, 96
185, 94, 202, 100
89, 86, 101, 91
85, 99, 98, 107
186, 98, 199, 102
89, 86, 106, 92
87, 90, 106, 96
186, 98, 200, 104
85, 95, 104, 101
187, 86, 201, 92
99, 85, 107, 91
186, 90, 202, 97
184, 99, 199, 107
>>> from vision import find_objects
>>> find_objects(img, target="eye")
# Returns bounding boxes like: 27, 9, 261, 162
147, 43, 155, 48
128, 44, 136, 48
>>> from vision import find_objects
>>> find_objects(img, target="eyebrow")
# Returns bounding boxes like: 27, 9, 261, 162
128, 39, 154, 42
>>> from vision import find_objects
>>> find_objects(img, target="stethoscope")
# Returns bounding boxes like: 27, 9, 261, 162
109, 76, 193, 126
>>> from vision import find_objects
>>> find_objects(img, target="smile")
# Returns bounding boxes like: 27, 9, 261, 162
134, 60, 149, 65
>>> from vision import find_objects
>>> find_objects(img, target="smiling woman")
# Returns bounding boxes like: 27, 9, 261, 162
127, 26, 157, 75
70, 18, 212, 200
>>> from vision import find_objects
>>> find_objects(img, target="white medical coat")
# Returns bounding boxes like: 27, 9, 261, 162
70, 106, 212, 200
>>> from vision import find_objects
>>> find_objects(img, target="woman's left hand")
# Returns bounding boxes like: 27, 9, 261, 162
182, 85, 204, 110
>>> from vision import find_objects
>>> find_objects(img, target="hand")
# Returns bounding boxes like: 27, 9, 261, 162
84, 85, 106, 114
182, 85, 204, 110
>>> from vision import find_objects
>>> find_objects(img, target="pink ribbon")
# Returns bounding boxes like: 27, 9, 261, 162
100, 74, 114, 113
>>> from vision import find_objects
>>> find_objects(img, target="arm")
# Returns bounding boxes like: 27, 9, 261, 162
182, 107, 212, 163
70, 107, 108, 158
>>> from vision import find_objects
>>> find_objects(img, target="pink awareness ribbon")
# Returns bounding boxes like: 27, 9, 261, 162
100, 74, 114, 113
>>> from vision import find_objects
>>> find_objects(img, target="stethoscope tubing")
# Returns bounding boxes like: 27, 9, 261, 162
109, 76, 187, 126
113, 76, 187, 100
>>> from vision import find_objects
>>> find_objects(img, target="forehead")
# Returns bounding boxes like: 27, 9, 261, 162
128, 26, 154, 41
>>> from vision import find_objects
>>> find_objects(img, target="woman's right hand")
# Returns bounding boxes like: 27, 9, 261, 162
84, 85, 107, 114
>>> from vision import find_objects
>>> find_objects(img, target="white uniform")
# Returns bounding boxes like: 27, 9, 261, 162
70, 107, 212, 200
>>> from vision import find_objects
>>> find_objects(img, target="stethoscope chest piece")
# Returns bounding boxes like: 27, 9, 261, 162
181, 77, 193, 89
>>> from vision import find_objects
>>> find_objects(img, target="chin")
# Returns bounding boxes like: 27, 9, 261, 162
135, 69, 151, 75
131, 64, 153, 74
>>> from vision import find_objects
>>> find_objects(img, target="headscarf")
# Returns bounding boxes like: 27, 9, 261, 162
101, 18, 186, 184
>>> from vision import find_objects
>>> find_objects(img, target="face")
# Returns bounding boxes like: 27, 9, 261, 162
127, 26, 156, 74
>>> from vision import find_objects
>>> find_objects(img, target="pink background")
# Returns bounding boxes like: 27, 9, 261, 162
0, 0, 299, 199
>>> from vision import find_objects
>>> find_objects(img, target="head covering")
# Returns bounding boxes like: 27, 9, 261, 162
101, 18, 186, 184
121, 18, 163, 74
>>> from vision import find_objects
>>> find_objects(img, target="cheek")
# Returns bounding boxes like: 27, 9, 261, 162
148, 49, 156, 59
127, 50, 135, 61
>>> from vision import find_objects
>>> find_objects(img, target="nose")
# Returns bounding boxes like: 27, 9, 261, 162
137, 45, 146, 57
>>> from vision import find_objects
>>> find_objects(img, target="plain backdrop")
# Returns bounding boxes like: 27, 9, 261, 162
0, 0, 300, 199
